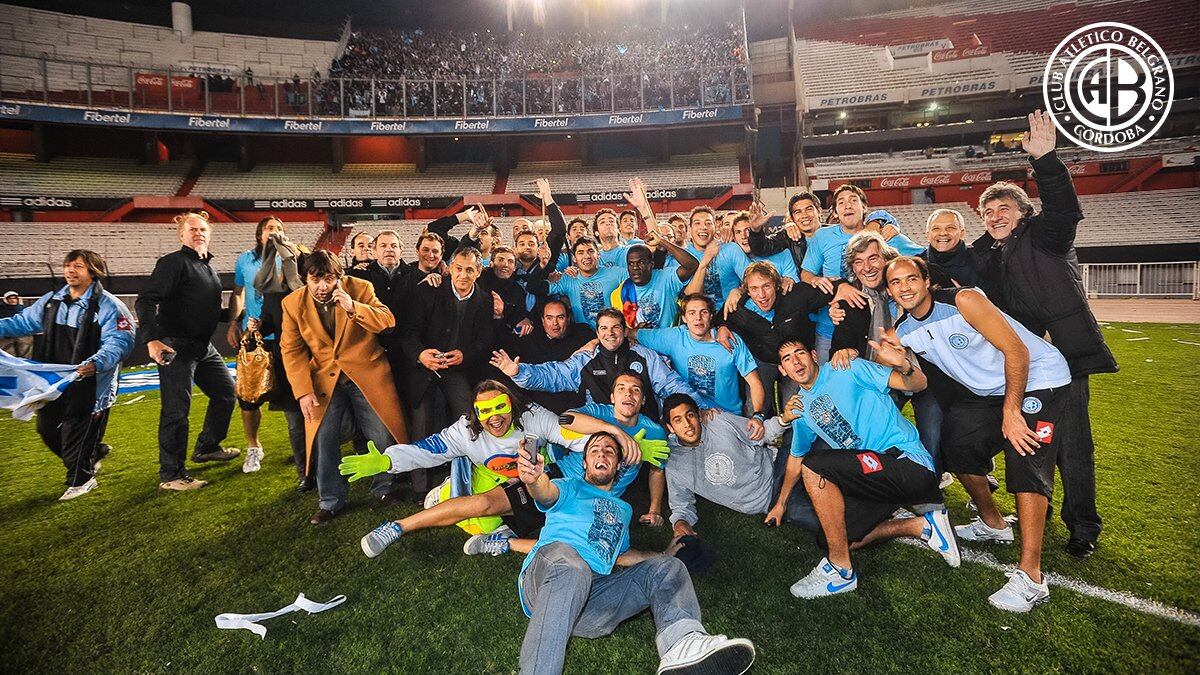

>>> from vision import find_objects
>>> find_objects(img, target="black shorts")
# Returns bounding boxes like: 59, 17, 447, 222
501, 481, 546, 538
237, 396, 267, 411
803, 448, 941, 543
941, 386, 1067, 498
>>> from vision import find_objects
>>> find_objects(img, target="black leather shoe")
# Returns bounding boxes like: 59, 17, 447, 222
1065, 538, 1095, 559
296, 477, 316, 493
309, 508, 338, 525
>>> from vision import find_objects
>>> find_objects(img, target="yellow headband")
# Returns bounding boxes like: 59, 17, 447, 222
474, 393, 512, 422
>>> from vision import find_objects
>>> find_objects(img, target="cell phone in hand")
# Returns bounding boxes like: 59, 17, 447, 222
160, 350, 176, 365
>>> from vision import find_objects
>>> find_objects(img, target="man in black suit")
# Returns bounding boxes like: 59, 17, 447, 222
399, 246, 499, 494
492, 297, 592, 414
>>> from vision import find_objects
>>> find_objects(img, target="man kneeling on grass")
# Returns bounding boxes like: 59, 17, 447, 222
771, 337, 960, 599
516, 432, 756, 675
339, 380, 665, 558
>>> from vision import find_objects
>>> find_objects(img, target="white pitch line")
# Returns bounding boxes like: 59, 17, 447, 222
896, 538, 1200, 627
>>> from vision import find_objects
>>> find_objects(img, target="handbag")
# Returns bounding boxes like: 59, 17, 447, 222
235, 329, 274, 403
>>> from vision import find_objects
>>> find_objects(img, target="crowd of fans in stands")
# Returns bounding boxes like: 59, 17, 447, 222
318, 22, 749, 116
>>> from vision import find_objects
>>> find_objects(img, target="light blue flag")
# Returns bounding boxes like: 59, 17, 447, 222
0, 350, 80, 420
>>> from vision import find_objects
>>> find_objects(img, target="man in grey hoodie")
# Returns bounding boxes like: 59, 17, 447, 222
661, 393, 817, 541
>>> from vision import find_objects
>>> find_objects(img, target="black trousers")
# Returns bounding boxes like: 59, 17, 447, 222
156, 338, 235, 481
36, 396, 110, 487
1057, 375, 1102, 541
408, 370, 473, 494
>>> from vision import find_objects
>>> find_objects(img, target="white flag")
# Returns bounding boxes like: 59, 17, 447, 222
0, 349, 80, 420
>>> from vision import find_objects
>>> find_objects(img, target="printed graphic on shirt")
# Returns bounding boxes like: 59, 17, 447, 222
701, 267, 722, 300
686, 354, 717, 399
580, 282, 607, 323
637, 298, 662, 328
587, 497, 625, 563
484, 454, 520, 478
704, 452, 737, 486
810, 394, 862, 449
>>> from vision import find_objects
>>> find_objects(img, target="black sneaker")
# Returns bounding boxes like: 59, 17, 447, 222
192, 448, 241, 463
1065, 538, 1096, 559
296, 477, 317, 493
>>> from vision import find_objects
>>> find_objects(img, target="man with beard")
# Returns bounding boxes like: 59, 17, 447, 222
746, 191, 824, 269
970, 111, 1115, 559
342, 380, 659, 558
770, 338, 959, 599
888, 255, 1072, 611
533, 237, 626, 329
801, 185, 922, 363
479, 245, 534, 336
515, 431, 756, 675
492, 298, 592, 414
921, 208, 980, 288
280, 250, 408, 524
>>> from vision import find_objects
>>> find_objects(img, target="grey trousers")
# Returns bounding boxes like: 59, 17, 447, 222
519, 541, 705, 674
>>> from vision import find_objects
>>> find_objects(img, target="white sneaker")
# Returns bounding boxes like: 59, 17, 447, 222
657, 632, 755, 675
423, 484, 444, 509
463, 527, 515, 556
923, 509, 961, 567
242, 446, 264, 473
989, 570, 1050, 612
955, 516, 1015, 543
789, 557, 857, 599
938, 472, 954, 489
59, 478, 98, 501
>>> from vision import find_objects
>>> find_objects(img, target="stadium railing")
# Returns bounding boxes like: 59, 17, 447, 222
1082, 262, 1200, 299
0, 52, 751, 119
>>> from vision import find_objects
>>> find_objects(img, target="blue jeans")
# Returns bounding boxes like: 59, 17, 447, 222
157, 338, 235, 481
905, 389, 944, 470
519, 542, 706, 674
314, 378, 395, 512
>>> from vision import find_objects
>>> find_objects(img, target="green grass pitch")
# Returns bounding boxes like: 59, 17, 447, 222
0, 322, 1197, 673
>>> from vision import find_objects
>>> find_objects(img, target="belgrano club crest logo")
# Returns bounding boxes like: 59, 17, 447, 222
1043, 22, 1173, 153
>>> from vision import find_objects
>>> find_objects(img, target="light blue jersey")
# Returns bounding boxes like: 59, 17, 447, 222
234, 249, 281, 338
553, 402, 666, 486
549, 266, 627, 329
519, 477, 632, 616
618, 270, 686, 329
598, 244, 630, 270
788, 359, 933, 472
636, 326, 757, 414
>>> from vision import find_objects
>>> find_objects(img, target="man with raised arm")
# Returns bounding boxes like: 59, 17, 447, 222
515, 431, 756, 675
612, 179, 699, 329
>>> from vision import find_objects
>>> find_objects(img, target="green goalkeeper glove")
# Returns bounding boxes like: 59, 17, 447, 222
634, 429, 671, 468
338, 441, 391, 482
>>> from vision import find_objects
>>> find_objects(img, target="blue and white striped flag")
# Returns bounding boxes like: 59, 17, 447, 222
0, 350, 80, 420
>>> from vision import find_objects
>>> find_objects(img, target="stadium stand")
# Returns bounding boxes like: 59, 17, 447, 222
858, 188, 1200, 248
0, 2, 339, 83
793, 0, 1197, 106
807, 136, 1200, 180
190, 162, 495, 199
506, 152, 742, 193
0, 154, 190, 198
0, 220, 326, 277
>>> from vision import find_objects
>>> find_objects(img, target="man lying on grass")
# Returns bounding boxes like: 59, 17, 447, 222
515, 431, 756, 675
771, 337, 960, 599
338, 380, 666, 558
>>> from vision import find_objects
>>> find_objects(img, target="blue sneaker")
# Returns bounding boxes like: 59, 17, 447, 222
361, 521, 404, 558
463, 528, 514, 556
790, 557, 857, 599
924, 509, 961, 567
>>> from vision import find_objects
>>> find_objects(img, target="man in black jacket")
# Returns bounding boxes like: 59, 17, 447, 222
136, 211, 239, 491
723, 260, 845, 416
970, 110, 1117, 558
746, 191, 825, 270
921, 208, 981, 288
491, 297, 592, 413
479, 246, 534, 336
399, 246, 499, 494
